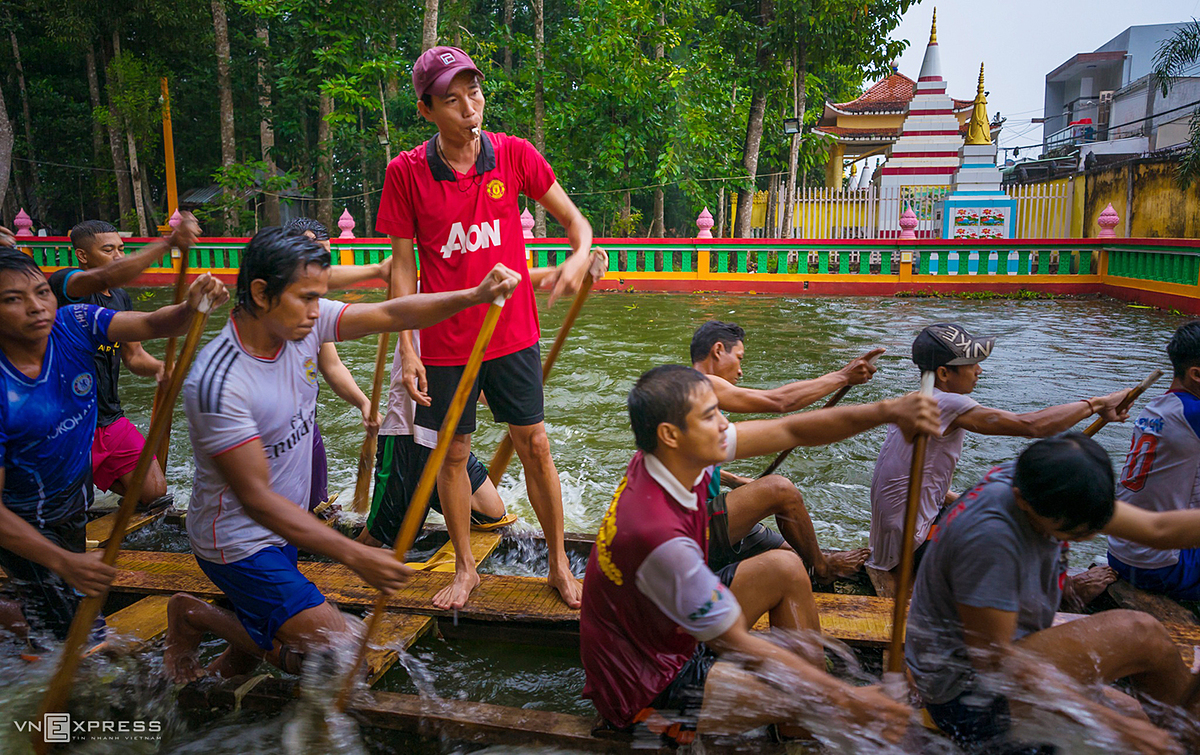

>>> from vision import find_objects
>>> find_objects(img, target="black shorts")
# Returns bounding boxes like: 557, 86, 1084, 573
0, 515, 105, 642
926, 690, 1054, 755
414, 344, 544, 439
366, 434, 496, 547
707, 492, 787, 572
627, 562, 739, 739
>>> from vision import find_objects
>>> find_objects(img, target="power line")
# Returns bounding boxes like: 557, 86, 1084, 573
13, 156, 129, 174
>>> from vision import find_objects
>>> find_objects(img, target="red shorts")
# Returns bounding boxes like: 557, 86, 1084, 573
92, 417, 150, 492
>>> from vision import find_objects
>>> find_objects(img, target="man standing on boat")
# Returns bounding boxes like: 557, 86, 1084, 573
162, 228, 519, 682
908, 432, 1200, 754
869, 322, 1128, 606
1107, 321, 1200, 601
581, 364, 939, 742
689, 320, 876, 582
376, 45, 594, 610
0, 243, 226, 642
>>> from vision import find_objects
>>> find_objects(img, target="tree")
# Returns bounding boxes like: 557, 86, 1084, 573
1153, 19, 1200, 188
212, 0, 237, 232
0, 79, 12, 213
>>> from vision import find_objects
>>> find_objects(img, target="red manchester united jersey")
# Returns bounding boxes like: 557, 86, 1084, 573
375, 131, 555, 365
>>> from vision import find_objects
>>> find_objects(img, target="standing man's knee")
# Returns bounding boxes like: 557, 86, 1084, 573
444, 435, 472, 467
511, 424, 551, 462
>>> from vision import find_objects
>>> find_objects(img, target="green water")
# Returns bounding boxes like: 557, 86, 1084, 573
100, 288, 1187, 752
124, 287, 1183, 570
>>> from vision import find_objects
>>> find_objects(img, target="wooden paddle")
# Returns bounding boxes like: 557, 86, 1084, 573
884, 370, 936, 684
336, 294, 508, 712
149, 240, 192, 468
488, 265, 597, 485
1083, 368, 1164, 437
34, 291, 215, 754
757, 351, 882, 479
352, 254, 401, 514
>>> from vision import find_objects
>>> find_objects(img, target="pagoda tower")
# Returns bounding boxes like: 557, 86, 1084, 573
938, 63, 1017, 248
877, 10, 964, 195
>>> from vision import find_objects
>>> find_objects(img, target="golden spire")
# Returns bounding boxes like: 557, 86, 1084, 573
929, 8, 938, 44
965, 63, 992, 145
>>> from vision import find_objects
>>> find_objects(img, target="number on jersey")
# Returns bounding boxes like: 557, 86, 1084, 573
1119, 433, 1159, 492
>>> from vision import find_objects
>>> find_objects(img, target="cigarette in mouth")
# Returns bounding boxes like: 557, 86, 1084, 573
471, 127, 481, 137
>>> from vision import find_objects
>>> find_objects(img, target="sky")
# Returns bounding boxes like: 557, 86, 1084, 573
884, 0, 1198, 153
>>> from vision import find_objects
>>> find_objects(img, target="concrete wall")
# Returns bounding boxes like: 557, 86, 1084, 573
1081, 157, 1200, 238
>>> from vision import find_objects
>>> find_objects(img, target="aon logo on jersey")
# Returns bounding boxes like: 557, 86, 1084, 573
440, 220, 500, 258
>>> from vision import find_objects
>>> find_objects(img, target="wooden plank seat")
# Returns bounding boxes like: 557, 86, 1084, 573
1106, 579, 1199, 627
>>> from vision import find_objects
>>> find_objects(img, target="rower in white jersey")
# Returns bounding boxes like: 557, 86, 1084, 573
1107, 320, 1200, 600
162, 227, 519, 683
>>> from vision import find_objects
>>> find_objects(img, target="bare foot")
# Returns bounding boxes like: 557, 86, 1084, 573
813, 548, 871, 584
432, 568, 480, 610
548, 564, 582, 609
163, 594, 208, 684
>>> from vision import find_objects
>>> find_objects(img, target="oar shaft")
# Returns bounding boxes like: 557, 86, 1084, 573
337, 298, 507, 711
488, 273, 594, 485
886, 370, 936, 675
1083, 368, 1164, 437
34, 301, 210, 753
352, 331, 391, 513
151, 246, 192, 467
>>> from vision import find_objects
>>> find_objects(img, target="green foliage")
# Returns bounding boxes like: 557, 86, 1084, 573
5, 0, 914, 235
1153, 20, 1200, 188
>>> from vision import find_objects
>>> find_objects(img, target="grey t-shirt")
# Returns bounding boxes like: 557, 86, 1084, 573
904, 462, 1068, 705
868, 388, 980, 570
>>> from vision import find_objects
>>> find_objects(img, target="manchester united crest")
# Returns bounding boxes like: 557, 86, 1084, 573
486, 179, 506, 200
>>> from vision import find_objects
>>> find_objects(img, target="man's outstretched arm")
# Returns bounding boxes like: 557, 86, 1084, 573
732, 392, 939, 461
710, 349, 884, 415
61, 214, 200, 300
105, 273, 228, 343
336, 263, 520, 341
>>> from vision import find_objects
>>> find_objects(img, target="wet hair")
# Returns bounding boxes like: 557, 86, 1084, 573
1167, 321, 1200, 380
627, 365, 712, 453
235, 227, 331, 317
69, 220, 118, 251
1013, 432, 1115, 533
0, 246, 44, 282
283, 217, 330, 242
690, 321, 746, 364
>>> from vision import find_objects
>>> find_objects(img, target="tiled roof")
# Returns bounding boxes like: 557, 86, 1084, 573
827, 72, 973, 114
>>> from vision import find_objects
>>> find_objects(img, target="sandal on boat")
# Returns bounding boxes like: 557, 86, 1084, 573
471, 512, 518, 532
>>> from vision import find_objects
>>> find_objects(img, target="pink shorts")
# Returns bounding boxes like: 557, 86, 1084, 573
92, 417, 150, 492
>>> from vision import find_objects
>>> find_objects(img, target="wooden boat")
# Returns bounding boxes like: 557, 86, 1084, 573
29, 511, 1200, 752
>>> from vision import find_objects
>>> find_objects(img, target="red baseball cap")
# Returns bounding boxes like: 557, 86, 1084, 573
412, 46, 485, 100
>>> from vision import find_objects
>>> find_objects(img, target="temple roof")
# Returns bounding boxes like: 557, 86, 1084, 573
821, 73, 973, 118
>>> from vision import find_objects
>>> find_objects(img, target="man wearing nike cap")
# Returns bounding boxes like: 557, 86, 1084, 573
868, 323, 1130, 605
375, 45, 595, 611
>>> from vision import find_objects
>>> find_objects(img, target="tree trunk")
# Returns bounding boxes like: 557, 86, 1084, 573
650, 9, 665, 237
139, 155, 160, 228
532, 0, 546, 237
125, 131, 148, 235
257, 21, 280, 226
0, 80, 12, 214
100, 42, 133, 230
503, 0, 514, 73
359, 108, 372, 233
84, 46, 111, 220
781, 45, 806, 239
317, 93, 333, 230
733, 0, 774, 238
386, 33, 400, 98
422, 0, 439, 52
212, 0, 237, 233
717, 186, 726, 238
9, 26, 46, 223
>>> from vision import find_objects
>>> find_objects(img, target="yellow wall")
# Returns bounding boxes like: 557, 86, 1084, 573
835, 113, 905, 130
